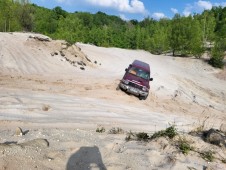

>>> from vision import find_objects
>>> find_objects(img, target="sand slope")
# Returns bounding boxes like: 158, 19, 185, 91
0, 32, 225, 169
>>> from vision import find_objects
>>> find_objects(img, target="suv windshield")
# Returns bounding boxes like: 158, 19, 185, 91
128, 67, 150, 80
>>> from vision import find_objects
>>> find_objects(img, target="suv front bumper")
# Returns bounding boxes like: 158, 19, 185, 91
119, 83, 148, 97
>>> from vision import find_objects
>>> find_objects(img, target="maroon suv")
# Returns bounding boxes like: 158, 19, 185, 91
119, 60, 153, 100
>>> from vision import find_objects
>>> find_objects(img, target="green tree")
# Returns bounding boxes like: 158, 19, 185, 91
189, 19, 204, 58
53, 6, 67, 19
17, 3, 34, 31
0, 0, 13, 31
170, 14, 185, 56
209, 39, 225, 68
135, 26, 147, 49
0, 1, 223, 62
76, 12, 93, 28
124, 23, 137, 49
150, 22, 169, 54
53, 14, 82, 44
205, 12, 216, 42
33, 6, 58, 34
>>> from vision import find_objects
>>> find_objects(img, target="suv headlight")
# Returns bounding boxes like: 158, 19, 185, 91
122, 79, 129, 85
142, 86, 148, 92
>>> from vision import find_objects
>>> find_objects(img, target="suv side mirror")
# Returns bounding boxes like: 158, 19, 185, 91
150, 78, 153, 81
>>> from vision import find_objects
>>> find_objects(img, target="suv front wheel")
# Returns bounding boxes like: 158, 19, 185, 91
139, 95, 148, 100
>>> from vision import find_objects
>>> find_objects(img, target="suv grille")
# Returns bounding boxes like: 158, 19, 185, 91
128, 82, 143, 90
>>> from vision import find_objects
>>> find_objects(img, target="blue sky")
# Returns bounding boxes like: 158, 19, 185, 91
31, 0, 226, 20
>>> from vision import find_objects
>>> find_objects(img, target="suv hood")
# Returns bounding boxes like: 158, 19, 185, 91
123, 73, 150, 89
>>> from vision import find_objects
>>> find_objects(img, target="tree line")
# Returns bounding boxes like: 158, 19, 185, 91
0, 0, 225, 68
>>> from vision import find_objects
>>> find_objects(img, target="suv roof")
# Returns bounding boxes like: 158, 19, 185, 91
132, 60, 150, 71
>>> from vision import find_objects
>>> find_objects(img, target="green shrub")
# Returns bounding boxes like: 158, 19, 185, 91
209, 51, 224, 68
125, 131, 150, 142
136, 132, 149, 141
165, 126, 178, 138
209, 40, 225, 69
150, 130, 166, 139
125, 131, 149, 141
125, 126, 177, 142
151, 126, 178, 139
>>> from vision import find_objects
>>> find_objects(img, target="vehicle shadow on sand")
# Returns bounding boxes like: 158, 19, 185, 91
66, 146, 107, 170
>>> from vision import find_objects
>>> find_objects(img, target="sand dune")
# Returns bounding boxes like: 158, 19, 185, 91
0, 32, 225, 169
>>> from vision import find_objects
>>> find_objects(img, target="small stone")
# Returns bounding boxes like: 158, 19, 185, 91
42, 105, 51, 111
15, 127, 23, 136
80, 67, 85, 70
77, 61, 83, 66
62, 44, 67, 49
85, 56, 91, 62
59, 51, 65, 57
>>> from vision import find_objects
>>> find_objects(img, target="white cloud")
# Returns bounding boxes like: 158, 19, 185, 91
214, 2, 226, 7
195, 0, 212, 10
183, 4, 193, 16
171, 8, 178, 14
85, 0, 147, 14
220, 2, 226, 7
55, 0, 66, 3
183, 1, 215, 17
183, 11, 191, 17
55, 0, 72, 4
119, 14, 129, 21
152, 12, 166, 20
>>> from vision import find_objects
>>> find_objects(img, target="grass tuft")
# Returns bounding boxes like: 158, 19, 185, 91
96, 127, 105, 133
222, 159, 226, 164
200, 151, 215, 162
177, 136, 193, 155
109, 127, 124, 134
125, 131, 135, 141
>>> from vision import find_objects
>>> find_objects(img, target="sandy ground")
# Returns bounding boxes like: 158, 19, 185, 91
0, 32, 225, 169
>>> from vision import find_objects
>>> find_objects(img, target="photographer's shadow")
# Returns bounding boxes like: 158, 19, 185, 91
66, 146, 107, 170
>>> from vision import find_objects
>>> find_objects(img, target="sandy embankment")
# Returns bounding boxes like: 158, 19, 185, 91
0, 32, 225, 170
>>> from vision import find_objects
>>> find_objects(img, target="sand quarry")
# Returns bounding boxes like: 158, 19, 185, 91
0, 32, 225, 169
